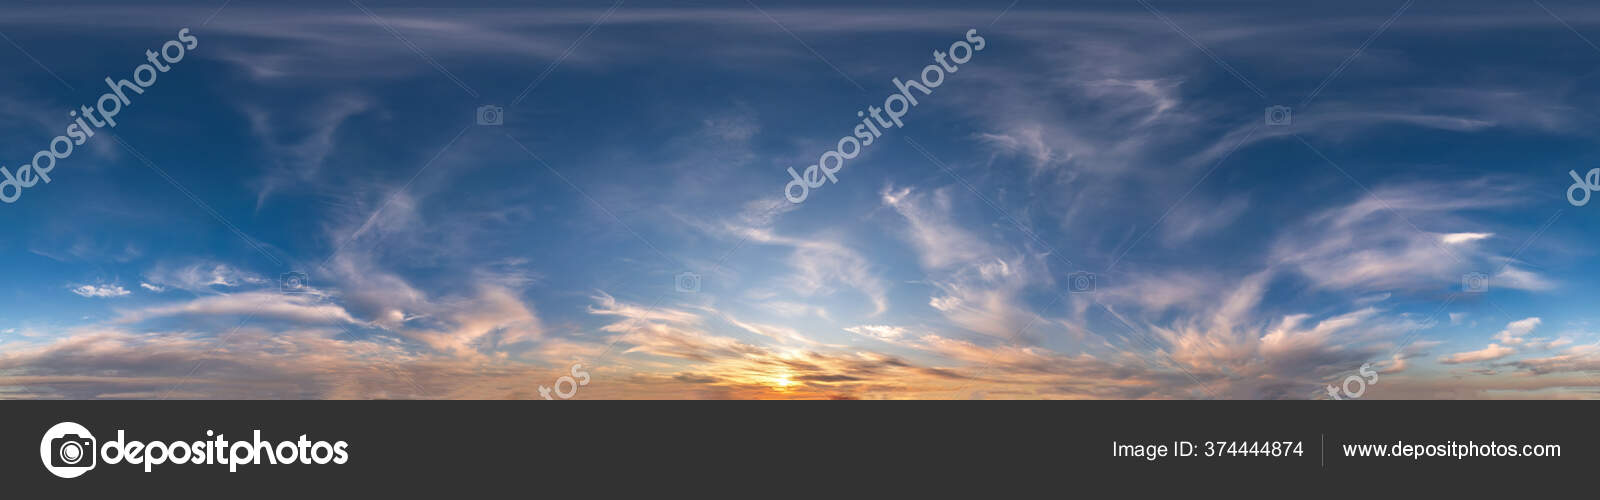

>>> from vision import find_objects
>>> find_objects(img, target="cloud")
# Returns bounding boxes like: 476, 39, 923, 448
1441, 232, 1492, 245
1098, 272, 1220, 314
1090, 262, 1447, 399
844, 325, 910, 340
578, 294, 1187, 399
402, 286, 544, 356
880, 186, 995, 269
1270, 181, 1535, 293
1493, 317, 1542, 346
287, 186, 549, 359
1440, 344, 1516, 364
118, 292, 358, 324
242, 93, 375, 206
71, 284, 130, 298
717, 313, 816, 346
139, 283, 165, 292
1160, 196, 1249, 245
1493, 265, 1557, 292
588, 293, 760, 363
1437, 317, 1547, 367
976, 127, 1060, 173
588, 291, 701, 327
1508, 345, 1600, 375
142, 262, 269, 293
908, 334, 1191, 399
711, 199, 890, 317
785, 240, 891, 317
882, 186, 1044, 341
0, 326, 558, 399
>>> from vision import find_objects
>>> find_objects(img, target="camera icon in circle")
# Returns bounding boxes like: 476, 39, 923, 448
40, 422, 96, 478
675, 272, 701, 293
476, 104, 504, 126
1462, 272, 1490, 294
280, 271, 309, 294
1067, 271, 1096, 293
1265, 105, 1292, 126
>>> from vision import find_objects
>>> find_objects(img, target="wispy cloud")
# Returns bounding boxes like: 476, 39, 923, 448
71, 284, 130, 298
117, 292, 357, 324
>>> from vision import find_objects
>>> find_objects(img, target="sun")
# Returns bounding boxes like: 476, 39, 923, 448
771, 375, 794, 389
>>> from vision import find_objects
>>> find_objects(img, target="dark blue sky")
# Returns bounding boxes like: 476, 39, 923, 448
0, 0, 1596, 399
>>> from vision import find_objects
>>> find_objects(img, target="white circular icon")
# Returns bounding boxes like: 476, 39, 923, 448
40, 422, 96, 478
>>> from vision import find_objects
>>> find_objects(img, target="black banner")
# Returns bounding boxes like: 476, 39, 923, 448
2, 401, 1591, 495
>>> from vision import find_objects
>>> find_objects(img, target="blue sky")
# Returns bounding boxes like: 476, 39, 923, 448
1, 0, 1598, 399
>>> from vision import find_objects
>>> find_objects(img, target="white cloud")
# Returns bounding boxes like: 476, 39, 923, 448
1437, 317, 1545, 366
1270, 181, 1535, 293
587, 294, 762, 363
588, 291, 701, 326
844, 325, 910, 340
882, 186, 1043, 341
976, 127, 1059, 173
403, 286, 544, 356
786, 241, 890, 317
1493, 265, 1557, 292
717, 313, 815, 346
142, 262, 269, 293
1441, 232, 1492, 245
119, 292, 357, 324
71, 284, 130, 298
1493, 317, 1541, 346
880, 186, 993, 269
713, 199, 890, 317
1440, 344, 1515, 364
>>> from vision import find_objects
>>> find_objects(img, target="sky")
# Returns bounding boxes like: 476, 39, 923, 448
0, 0, 1598, 399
